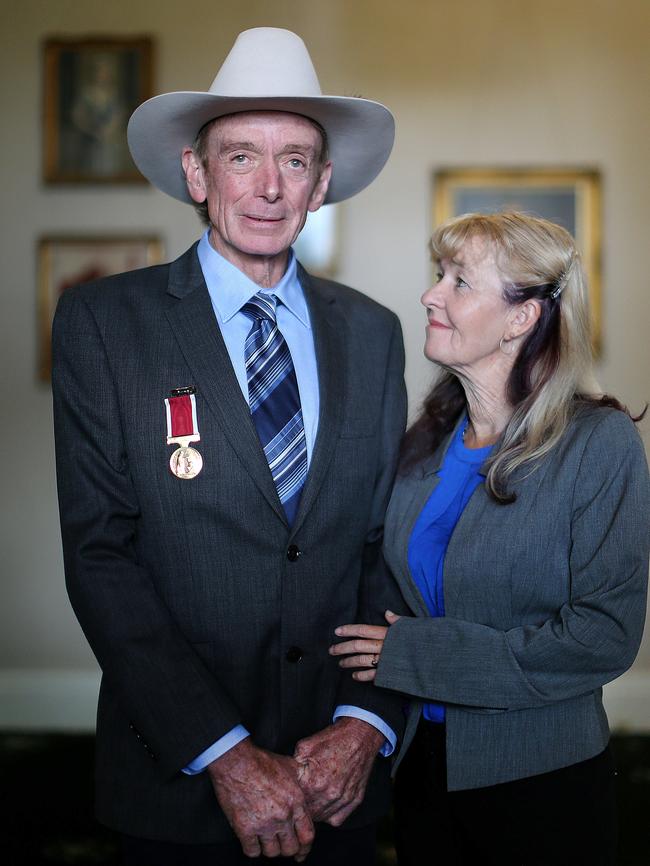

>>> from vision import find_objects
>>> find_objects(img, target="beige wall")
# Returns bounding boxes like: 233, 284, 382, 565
1, 0, 648, 727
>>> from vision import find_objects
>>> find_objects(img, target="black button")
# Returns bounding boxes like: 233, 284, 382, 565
286, 646, 303, 663
287, 544, 301, 562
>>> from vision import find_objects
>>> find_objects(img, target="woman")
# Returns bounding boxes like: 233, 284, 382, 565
331, 212, 649, 865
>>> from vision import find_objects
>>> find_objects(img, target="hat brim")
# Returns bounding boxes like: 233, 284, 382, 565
127, 94, 395, 205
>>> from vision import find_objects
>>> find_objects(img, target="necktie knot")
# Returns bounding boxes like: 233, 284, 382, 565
242, 292, 277, 323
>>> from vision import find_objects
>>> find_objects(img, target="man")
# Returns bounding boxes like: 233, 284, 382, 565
53, 28, 406, 865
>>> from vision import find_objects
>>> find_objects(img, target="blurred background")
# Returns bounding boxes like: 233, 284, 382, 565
0, 0, 648, 862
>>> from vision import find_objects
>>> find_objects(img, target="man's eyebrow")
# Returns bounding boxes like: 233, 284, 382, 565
218, 140, 260, 152
277, 143, 318, 154
217, 140, 318, 157
217, 140, 317, 151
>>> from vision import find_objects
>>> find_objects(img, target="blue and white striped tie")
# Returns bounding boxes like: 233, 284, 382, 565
242, 293, 307, 524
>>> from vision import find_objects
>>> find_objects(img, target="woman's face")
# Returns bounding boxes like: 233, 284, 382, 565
421, 235, 513, 374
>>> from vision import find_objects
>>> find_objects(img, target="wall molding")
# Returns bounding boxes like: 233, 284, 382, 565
0, 668, 648, 733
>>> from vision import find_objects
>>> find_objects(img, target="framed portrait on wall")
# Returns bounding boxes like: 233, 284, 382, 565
43, 36, 153, 184
38, 235, 164, 380
433, 168, 602, 352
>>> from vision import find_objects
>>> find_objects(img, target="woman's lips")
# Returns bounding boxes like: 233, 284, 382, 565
427, 318, 451, 330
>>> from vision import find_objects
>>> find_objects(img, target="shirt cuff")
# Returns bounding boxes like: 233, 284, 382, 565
333, 705, 396, 757
182, 724, 250, 775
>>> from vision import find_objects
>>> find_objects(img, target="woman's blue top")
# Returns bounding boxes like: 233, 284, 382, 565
407, 417, 493, 723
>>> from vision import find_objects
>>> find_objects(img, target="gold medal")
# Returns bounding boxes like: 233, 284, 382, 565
169, 445, 203, 479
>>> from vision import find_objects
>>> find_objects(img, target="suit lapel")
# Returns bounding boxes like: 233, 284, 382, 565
393, 473, 440, 618
164, 245, 285, 522
390, 424, 461, 617
290, 269, 346, 535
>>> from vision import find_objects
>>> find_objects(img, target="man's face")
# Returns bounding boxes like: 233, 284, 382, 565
183, 111, 331, 280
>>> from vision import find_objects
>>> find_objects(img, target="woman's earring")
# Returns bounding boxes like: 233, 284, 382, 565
499, 336, 516, 356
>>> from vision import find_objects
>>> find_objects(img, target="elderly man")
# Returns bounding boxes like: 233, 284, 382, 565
53, 28, 406, 866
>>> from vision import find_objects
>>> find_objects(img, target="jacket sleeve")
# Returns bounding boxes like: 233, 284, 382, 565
52, 288, 244, 777
375, 411, 650, 711
336, 313, 411, 737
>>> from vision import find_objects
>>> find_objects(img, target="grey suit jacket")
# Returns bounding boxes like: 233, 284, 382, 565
52, 243, 408, 841
375, 407, 649, 790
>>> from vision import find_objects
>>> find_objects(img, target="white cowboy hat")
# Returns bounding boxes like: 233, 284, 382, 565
127, 27, 394, 205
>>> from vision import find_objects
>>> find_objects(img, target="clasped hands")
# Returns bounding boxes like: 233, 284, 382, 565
208, 718, 383, 861
207, 611, 400, 861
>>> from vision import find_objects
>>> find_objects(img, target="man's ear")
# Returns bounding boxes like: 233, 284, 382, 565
181, 148, 207, 204
508, 299, 542, 340
307, 161, 333, 213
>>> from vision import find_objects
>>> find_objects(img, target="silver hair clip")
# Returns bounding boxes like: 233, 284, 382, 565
551, 252, 577, 300
550, 265, 570, 300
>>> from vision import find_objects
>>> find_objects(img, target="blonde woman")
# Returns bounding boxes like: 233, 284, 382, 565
331, 212, 649, 865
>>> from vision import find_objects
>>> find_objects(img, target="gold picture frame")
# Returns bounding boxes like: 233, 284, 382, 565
433, 168, 602, 352
38, 235, 164, 380
43, 36, 153, 184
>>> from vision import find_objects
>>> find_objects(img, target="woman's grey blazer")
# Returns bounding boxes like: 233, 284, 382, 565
376, 406, 650, 790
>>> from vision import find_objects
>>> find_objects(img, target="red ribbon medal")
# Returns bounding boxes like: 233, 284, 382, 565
164, 388, 203, 479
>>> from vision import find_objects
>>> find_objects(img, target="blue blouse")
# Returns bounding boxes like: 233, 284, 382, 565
407, 418, 493, 723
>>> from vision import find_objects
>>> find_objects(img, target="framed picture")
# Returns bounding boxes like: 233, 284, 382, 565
433, 168, 602, 352
38, 235, 164, 380
43, 36, 153, 184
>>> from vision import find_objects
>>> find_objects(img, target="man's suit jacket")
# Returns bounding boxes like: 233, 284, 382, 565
375, 407, 649, 790
52, 243, 408, 842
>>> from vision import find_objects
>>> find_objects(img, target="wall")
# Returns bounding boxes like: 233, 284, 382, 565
0, 0, 648, 730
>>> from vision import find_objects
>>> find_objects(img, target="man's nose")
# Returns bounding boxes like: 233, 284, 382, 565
257, 159, 282, 201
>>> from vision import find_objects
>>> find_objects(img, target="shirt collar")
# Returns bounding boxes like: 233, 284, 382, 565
197, 231, 310, 328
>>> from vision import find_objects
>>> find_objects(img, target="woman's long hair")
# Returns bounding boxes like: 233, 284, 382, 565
401, 212, 639, 502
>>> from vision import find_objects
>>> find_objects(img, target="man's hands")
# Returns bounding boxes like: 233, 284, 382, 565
208, 613, 397, 862
294, 717, 384, 827
208, 718, 384, 858
207, 738, 314, 861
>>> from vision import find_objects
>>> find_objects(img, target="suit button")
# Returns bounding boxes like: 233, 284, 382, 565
287, 544, 301, 562
286, 646, 303, 663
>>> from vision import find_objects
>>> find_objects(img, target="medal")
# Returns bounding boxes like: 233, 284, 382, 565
169, 445, 203, 479
165, 387, 203, 479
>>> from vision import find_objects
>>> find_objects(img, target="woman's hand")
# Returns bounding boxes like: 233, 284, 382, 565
329, 610, 401, 682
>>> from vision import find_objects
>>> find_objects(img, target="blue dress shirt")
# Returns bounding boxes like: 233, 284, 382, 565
408, 418, 493, 723
183, 233, 395, 774
197, 232, 320, 462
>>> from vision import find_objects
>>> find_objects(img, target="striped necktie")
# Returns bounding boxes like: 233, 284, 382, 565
242, 293, 307, 524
